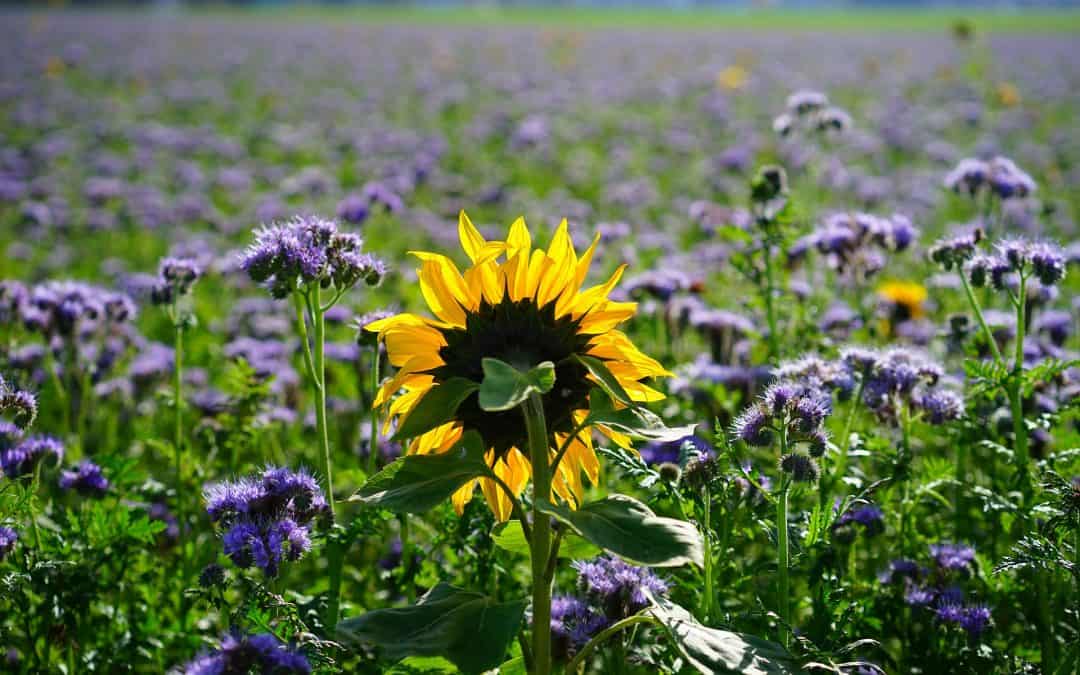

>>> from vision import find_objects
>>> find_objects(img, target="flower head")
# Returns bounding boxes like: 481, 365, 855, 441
1, 435, 63, 478
573, 555, 668, 622
365, 212, 670, 520
59, 460, 109, 496
182, 632, 310, 675
0, 526, 17, 561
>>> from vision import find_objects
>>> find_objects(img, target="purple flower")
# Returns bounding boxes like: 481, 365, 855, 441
958, 605, 992, 636
0, 377, 37, 428
944, 158, 989, 196
0, 526, 17, 560
182, 632, 310, 675
929, 542, 976, 573
550, 596, 606, 660
987, 156, 1036, 199
1, 435, 63, 478
59, 460, 109, 496
573, 555, 668, 623
913, 388, 964, 424
151, 256, 201, 305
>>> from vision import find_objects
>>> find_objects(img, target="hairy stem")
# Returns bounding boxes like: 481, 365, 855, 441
702, 484, 714, 623
366, 342, 381, 476
776, 425, 791, 648
523, 392, 552, 675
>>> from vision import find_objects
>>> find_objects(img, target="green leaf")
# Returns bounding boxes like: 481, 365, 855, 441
573, 354, 633, 406
648, 597, 799, 675
586, 390, 697, 442
393, 377, 479, 441
478, 358, 555, 412
337, 582, 527, 674
491, 520, 602, 561
537, 494, 703, 568
348, 431, 488, 514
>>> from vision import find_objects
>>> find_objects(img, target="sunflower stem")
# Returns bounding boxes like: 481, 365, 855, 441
366, 342, 381, 476
523, 392, 553, 675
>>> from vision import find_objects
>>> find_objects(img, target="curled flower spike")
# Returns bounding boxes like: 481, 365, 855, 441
181, 632, 310, 675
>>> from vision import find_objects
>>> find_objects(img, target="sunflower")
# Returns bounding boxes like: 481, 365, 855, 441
877, 280, 927, 321
366, 212, 670, 521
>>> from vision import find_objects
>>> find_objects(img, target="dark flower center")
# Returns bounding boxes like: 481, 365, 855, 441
431, 297, 594, 459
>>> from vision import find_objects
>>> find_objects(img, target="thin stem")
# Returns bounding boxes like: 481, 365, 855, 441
776, 426, 791, 648
172, 310, 192, 625
542, 527, 563, 586
564, 614, 658, 674
1009, 273, 1030, 499
293, 293, 317, 389
366, 343, 381, 476
702, 484, 714, 623
310, 286, 335, 522
523, 392, 553, 675
549, 420, 588, 478
959, 272, 1005, 365
488, 471, 533, 543
762, 238, 780, 361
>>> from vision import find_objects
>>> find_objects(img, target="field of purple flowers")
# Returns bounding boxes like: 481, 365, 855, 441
1, 11, 1078, 674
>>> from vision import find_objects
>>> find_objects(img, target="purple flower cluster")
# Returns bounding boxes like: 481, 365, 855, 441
0, 375, 37, 429
1, 427, 64, 478
944, 156, 1036, 200
10, 280, 136, 337
150, 256, 201, 306
239, 215, 386, 299
182, 632, 310, 675
928, 228, 983, 271
832, 503, 885, 542
966, 238, 1067, 290
59, 460, 109, 496
879, 542, 990, 637
842, 347, 962, 426
732, 375, 833, 481
203, 466, 327, 577
773, 90, 852, 138
0, 526, 17, 561
793, 211, 918, 281
544, 556, 668, 661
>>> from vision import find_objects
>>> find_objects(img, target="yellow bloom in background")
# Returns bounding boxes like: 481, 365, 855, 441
996, 82, 1021, 108
366, 212, 670, 521
877, 279, 927, 323
717, 65, 749, 91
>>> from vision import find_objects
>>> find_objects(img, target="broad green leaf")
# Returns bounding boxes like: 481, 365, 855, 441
573, 354, 633, 406
491, 520, 602, 561
337, 582, 527, 674
537, 494, 703, 568
496, 656, 527, 675
348, 431, 488, 514
648, 597, 799, 675
586, 390, 697, 442
393, 377, 479, 441
478, 358, 555, 412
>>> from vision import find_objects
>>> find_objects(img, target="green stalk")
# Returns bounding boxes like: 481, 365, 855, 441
959, 273, 1005, 365
523, 392, 552, 675
565, 614, 657, 673
1008, 275, 1029, 497
702, 484, 714, 623
776, 475, 791, 648
172, 305, 192, 623
311, 287, 335, 522
762, 238, 780, 361
366, 343, 381, 476
776, 426, 791, 648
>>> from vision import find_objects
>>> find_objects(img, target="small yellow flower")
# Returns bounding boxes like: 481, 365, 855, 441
996, 82, 1021, 108
717, 65, 749, 92
367, 212, 670, 521
877, 280, 927, 321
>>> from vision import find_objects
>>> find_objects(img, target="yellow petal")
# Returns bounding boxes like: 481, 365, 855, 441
458, 210, 487, 263
505, 217, 531, 259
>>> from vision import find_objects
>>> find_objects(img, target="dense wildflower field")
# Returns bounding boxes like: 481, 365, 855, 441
1, 10, 1079, 674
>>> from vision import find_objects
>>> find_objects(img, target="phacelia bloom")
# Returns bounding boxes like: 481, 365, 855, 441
855, 348, 946, 421
640, 434, 712, 468
0, 376, 36, 428
733, 379, 832, 458
550, 596, 606, 660
365, 212, 671, 521
1, 435, 63, 478
987, 156, 1036, 199
0, 526, 17, 560
150, 256, 201, 305
22, 281, 135, 336
957, 604, 992, 636
204, 466, 327, 577
912, 388, 964, 424
574, 555, 668, 623
801, 212, 918, 281
928, 228, 983, 270
779, 452, 820, 483
182, 632, 310, 675
240, 215, 386, 299
878, 559, 924, 585
59, 460, 109, 496
943, 158, 989, 196
834, 504, 885, 537
966, 238, 1067, 291
929, 542, 976, 573
786, 89, 830, 115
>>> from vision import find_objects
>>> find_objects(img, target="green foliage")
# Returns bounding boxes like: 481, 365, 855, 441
477, 358, 555, 412
336, 582, 527, 673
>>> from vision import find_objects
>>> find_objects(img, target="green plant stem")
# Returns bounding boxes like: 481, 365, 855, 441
1008, 275, 1030, 500
776, 425, 791, 648
959, 273, 1005, 365
899, 404, 913, 555
523, 392, 553, 675
172, 313, 193, 623
702, 484, 714, 623
762, 238, 780, 361
564, 614, 658, 674
366, 343, 381, 476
